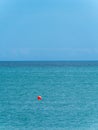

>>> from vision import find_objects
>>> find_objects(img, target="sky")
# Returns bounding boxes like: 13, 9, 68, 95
0, 0, 98, 61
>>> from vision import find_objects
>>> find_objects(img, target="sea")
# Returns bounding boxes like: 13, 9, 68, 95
0, 61, 98, 130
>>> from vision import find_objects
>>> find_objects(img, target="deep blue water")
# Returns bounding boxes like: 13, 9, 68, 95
0, 61, 98, 130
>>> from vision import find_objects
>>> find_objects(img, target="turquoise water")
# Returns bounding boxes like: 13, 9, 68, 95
0, 61, 98, 130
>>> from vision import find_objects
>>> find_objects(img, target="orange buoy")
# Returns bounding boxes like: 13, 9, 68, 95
37, 96, 42, 100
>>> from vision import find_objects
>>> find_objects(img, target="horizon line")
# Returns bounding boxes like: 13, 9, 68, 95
0, 60, 98, 62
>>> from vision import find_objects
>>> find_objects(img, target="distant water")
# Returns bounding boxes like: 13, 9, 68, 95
0, 61, 98, 130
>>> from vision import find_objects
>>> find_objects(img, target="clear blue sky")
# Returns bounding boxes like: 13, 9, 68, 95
0, 0, 98, 60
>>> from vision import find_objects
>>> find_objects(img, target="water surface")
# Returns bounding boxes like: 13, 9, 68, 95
0, 61, 98, 130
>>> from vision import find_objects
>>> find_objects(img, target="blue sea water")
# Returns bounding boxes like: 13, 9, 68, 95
0, 61, 98, 130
